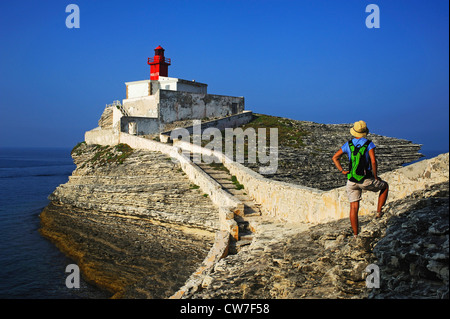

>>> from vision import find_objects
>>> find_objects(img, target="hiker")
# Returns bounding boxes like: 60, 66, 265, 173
332, 120, 389, 237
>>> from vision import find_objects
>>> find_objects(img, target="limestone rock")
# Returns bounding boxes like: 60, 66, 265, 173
370, 183, 449, 299
40, 143, 220, 298
193, 182, 448, 299
98, 106, 113, 129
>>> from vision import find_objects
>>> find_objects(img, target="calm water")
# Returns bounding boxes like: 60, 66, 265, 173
0, 148, 109, 299
0, 147, 446, 299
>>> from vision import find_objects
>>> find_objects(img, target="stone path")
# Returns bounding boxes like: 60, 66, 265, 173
194, 157, 263, 254
191, 181, 449, 299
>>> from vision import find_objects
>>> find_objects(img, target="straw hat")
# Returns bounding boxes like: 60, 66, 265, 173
350, 120, 369, 137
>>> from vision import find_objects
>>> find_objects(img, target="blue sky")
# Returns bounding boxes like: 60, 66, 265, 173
0, 0, 448, 154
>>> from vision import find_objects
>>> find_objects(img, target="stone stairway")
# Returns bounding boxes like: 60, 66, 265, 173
193, 156, 262, 254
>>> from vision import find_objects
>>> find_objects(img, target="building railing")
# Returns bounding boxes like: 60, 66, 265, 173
107, 100, 129, 116
147, 56, 171, 64
106, 100, 121, 108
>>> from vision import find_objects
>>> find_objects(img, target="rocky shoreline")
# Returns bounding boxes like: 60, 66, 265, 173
40, 143, 219, 298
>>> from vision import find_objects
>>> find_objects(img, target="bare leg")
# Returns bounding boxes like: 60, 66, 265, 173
376, 183, 389, 217
350, 201, 360, 236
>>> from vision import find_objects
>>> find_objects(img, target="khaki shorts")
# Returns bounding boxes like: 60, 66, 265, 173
347, 178, 387, 202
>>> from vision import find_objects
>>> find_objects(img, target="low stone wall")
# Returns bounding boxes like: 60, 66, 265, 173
160, 110, 254, 143
173, 139, 449, 224
169, 230, 230, 299
85, 128, 119, 145
319, 153, 449, 221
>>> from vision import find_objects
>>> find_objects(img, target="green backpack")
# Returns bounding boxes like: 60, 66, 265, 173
347, 139, 373, 182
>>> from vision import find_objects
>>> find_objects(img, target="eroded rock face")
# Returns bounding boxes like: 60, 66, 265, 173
370, 183, 449, 299
98, 106, 113, 129
193, 182, 448, 299
40, 143, 219, 298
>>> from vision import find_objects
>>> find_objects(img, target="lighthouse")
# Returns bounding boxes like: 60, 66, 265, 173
86, 44, 246, 141
147, 45, 171, 80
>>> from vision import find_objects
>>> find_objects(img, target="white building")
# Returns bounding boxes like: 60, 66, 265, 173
85, 46, 245, 142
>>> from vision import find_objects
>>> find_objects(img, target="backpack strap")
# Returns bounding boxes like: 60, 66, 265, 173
348, 140, 355, 154
362, 139, 372, 149
349, 139, 371, 154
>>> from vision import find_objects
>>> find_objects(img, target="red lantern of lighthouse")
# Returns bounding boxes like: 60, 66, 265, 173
147, 45, 171, 80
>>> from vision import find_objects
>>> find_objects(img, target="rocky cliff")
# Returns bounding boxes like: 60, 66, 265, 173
40, 143, 220, 298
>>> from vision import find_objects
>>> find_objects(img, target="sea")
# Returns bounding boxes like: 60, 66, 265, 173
0, 147, 446, 299
0, 148, 109, 299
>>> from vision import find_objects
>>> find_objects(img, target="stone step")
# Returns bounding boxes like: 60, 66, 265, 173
243, 207, 261, 217
238, 230, 254, 241
199, 169, 228, 177
192, 157, 261, 254
239, 198, 258, 206
229, 236, 253, 254
225, 188, 245, 195
215, 180, 235, 187
235, 237, 253, 249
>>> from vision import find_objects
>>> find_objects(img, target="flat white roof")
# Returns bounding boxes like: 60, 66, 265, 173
125, 77, 207, 87
124, 79, 150, 85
